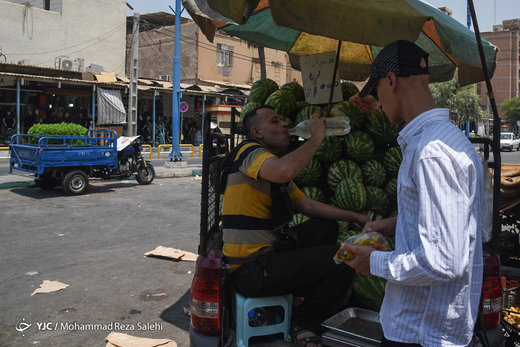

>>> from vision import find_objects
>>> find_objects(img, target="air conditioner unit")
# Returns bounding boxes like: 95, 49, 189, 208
60, 58, 74, 70
73, 58, 85, 72
159, 74, 172, 82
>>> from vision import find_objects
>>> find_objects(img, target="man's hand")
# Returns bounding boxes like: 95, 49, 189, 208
361, 217, 397, 237
307, 113, 326, 140
343, 243, 374, 276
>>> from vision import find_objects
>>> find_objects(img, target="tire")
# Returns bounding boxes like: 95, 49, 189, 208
136, 164, 155, 185
62, 170, 88, 195
35, 177, 60, 190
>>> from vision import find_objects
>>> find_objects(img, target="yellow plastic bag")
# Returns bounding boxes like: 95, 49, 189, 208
333, 231, 391, 264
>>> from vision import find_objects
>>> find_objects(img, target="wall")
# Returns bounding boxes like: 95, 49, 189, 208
479, 30, 520, 115
197, 32, 302, 86
0, 0, 127, 74
126, 21, 199, 82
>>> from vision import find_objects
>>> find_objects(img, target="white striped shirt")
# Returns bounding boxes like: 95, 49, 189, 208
370, 108, 483, 346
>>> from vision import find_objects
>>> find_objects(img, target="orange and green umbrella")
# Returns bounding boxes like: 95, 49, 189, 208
183, 0, 497, 86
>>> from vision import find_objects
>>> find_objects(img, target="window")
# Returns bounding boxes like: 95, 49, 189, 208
217, 44, 233, 67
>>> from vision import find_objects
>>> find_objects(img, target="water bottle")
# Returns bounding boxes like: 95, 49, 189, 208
248, 308, 267, 327
289, 116, 351, 139
248, 307, 283, 327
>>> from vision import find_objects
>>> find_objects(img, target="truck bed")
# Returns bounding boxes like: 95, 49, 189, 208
9, 131, 118, 177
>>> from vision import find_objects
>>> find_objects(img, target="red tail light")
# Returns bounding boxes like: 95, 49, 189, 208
481, 249, 502, 330
190, 250, 223, 335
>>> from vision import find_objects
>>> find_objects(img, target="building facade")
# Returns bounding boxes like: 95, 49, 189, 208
478, 19, 520, 122
125, 13, 302, 88
0, 0, 127, 75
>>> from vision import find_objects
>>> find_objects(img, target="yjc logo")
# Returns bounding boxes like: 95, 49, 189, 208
15, 318, 31, 336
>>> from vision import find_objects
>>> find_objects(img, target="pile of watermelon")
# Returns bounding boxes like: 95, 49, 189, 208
246, 78, 403, 311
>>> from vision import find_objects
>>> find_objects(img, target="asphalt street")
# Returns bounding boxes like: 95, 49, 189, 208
0, 176, 202, 346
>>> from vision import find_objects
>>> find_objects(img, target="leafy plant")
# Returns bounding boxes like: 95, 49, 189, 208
501, 97, 520, 124
27, 123, 87, 145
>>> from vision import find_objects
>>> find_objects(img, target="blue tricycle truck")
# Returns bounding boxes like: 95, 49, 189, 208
9, 129, 155, 195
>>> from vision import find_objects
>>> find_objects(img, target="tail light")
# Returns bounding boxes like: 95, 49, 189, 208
190, 250, 223, 335
481, 249, 502, 330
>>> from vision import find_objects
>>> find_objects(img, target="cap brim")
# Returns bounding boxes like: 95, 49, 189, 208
359, 77, 378, 98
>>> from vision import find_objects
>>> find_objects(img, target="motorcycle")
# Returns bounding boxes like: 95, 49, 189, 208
116, 135, 155, 185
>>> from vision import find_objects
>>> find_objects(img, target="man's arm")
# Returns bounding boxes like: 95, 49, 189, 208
259, 114, 325, 183
292, 196, 369, 224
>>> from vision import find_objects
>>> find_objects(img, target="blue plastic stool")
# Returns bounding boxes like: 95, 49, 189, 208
233, 292, 293, 347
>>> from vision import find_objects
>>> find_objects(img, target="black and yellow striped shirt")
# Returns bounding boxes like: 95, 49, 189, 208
222, 142, 304, 266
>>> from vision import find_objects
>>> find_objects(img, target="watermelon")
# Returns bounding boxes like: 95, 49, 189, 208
295, 101, 311, 114
384, 146, 402, 177
314, 136, 342, 164
344, 131, 375, 163
327, 160, 362, 191
365, 186, 390, 216
337, 220, 350, 234
365, 109, 399, 148
295, 105, 324, 125
386, 236, 396, 250
341, 82, 360, 101
352, 274, 387, 311
384, 177, 398, 205
337, 229, 358, 244
301, 186, 327, 203
361, 160, 386, 187
295, 158, 323, 187
265, 89, 298, 120
250, 78, 279, 104
289, 213, 310, 227
330, 101, 365, 130
335, 178, 367, 212
281, 81, 305, 101
240, 101, 261, 121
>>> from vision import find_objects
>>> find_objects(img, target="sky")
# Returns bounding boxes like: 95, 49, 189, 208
126, 0, 520, 33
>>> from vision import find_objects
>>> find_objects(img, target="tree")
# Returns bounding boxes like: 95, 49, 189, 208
429, 75, 485, 126
501, 97, 520, 124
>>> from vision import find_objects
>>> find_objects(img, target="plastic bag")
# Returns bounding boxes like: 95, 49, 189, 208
333, 231, 391, 264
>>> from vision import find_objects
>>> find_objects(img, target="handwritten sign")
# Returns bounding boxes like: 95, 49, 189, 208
300, 51, 342, 105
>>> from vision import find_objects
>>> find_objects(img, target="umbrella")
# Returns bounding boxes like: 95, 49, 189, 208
183, 0, 497, 86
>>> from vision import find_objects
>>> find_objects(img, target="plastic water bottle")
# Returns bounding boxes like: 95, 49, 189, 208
248, 308, 267, 327
248, 307, 282, 327
289, 116, 351, 139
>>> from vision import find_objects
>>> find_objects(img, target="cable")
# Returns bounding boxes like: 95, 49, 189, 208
9, 23, 126, 56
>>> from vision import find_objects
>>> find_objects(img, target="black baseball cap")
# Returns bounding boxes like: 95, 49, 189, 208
359, 40, 430, 97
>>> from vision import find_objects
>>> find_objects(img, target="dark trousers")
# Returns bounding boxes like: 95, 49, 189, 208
380, 336, 422, 346
230, 218, 355, 334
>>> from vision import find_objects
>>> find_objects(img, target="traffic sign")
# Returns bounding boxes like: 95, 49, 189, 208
179, 101, 189, 113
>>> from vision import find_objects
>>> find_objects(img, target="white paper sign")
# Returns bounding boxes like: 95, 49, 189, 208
300, 51, 342, 105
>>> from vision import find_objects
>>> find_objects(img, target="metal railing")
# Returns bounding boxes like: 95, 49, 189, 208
157, 144, 194, 159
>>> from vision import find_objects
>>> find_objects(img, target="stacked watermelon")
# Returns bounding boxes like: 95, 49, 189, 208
256, 79, 404, 311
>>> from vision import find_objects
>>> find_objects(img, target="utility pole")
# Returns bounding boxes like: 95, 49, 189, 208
168, 0, 183, 160
128, 13, 140, 136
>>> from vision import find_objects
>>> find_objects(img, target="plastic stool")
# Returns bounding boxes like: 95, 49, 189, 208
233, 292, 293, 347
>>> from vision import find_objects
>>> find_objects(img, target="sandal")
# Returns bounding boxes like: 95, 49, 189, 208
292, 326, 322, 347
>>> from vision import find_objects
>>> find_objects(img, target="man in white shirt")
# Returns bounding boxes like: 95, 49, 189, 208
344, 40, 484, 346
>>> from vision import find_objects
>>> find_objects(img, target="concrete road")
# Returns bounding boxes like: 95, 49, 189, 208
0, 177, 201, 346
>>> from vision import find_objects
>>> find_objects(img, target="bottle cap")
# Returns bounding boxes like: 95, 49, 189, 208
248, 310, 256, 319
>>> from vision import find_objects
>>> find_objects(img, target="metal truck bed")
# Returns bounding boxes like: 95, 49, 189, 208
9, 130, 118, 178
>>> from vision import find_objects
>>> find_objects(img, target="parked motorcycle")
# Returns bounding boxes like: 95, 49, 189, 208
116, 135, 155, 184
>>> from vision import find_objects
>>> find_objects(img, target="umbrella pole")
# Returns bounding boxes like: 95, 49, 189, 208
327, 40, 342, 115
467, 0, 501, 252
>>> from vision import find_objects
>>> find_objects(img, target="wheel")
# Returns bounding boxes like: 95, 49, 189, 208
35, 177, 60, 190
62, 170, 88, 195
136, 164, 155, 185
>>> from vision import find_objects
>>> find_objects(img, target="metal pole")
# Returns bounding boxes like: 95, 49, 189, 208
201, 95, 206, 143
153, 91, 157, 147
465, 1, 471, 138
92, 85, 96, 131
168, 0, 183, 160
328, 40, 342, 115
16, 78, 21, 134
128, 13, 140, 136
468, 0, 501, 251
